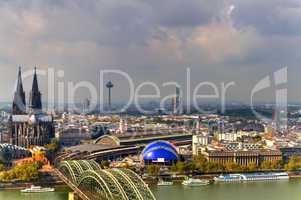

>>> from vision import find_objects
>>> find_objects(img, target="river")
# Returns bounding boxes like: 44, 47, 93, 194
1, 180, 301, 200
151, 179, 301, 200
0, 187, 70, 200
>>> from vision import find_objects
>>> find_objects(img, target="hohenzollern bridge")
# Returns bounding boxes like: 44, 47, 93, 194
55, 160, 156, 200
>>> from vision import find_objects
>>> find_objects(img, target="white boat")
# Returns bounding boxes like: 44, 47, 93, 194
21, 185, 55, 193
214, 172, 289, 183
157, 179, 173, 186
182, 178, 210, 186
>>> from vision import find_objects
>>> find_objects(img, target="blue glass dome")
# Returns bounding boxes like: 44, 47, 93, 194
142, 140, 177, 155
142, 141, 179, 162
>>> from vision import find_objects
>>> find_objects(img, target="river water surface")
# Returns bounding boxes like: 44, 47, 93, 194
1, 180, 301, 200
151, 179, 301, 200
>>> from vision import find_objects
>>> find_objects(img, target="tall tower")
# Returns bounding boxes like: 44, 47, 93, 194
29, 67, 42, 112
12, 67, 26, 115
106, 81, 114, 111
172, 86, 181, 115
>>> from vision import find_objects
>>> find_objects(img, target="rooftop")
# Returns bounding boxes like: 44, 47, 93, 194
64, 144, 121, 153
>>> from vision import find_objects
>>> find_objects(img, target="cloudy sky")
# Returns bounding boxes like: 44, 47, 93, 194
0, 0, 300, 105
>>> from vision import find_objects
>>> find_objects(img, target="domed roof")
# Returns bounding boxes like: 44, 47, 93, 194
0, 144, 31, 161
142, 140, 177, 155
142, 141, 179, 161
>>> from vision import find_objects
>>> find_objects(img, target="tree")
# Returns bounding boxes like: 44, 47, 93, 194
33, 150, 46, 161
100, 160, 110, 169
285, 156, 301, 171
207, 162, 225, 173
147, 165, 160, 176
193, 154, 209, 173
34, 160, 44, 169
260, 160, 272, 170
45, 138, 60, 162
271, 160, 283, 170
0, 164, 4, 172
253, 135, 262, 143
50, 138, 60, 151
184, 162, 196, 173
171, 163, 177, 173
176, 162, 185, 174
0, 162, 40, 182
246, 162, 258, 172
225, 162, 241, 172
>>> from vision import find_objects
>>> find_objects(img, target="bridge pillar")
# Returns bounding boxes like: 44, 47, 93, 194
68, 192, 81, 200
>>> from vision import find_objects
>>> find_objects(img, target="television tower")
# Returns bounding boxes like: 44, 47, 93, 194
106, 81, 114, 111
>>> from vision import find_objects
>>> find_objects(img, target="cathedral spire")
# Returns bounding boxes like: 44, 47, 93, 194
29, 67, 42, 111
12, 67, 26, 114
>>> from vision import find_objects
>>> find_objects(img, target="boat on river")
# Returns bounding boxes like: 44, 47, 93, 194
182, 178, 210, 186
214, 172, 289, 182
157, 179, 173, 186
21, 185, 55, 193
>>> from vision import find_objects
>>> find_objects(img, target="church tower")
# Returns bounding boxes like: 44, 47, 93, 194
29, 67, 42, 112
9, 67, 54, 148
12, 67, 26, 115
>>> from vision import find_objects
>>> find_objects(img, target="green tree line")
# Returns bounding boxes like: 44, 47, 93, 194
0, 161, 42, 182
147, 155, 301, 175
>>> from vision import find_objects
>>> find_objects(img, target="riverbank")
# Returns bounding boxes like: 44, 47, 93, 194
144, 171, 301, 185
0, 182, 67, 190
0, 171, 66, 190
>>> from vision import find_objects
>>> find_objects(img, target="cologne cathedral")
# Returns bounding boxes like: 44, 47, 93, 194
8, 67, 54, 148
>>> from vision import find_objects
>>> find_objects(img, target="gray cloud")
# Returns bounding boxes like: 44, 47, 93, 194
0, 0, 299, 103
146, 0, 222, 27
232, 0, 301, 36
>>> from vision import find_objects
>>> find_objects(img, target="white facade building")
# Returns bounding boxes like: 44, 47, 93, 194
192, 134, 212, 155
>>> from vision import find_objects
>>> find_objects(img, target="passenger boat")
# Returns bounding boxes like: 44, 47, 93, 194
214, 172, 289, 182
182, 178, 210, 186
21, 185, 55, 193
157, 179, 173, 186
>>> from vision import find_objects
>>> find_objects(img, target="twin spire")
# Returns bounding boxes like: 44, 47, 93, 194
12, 67, 42, 115
12, 67, 26, 114
29, 67, 42, 111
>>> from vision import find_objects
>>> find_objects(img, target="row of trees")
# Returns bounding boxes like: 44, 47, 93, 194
147, 155, 301, 175
183, 154, 284, 174
0, 161, 42, 182
147, 165, 161, 176
285, 156, 301, 171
